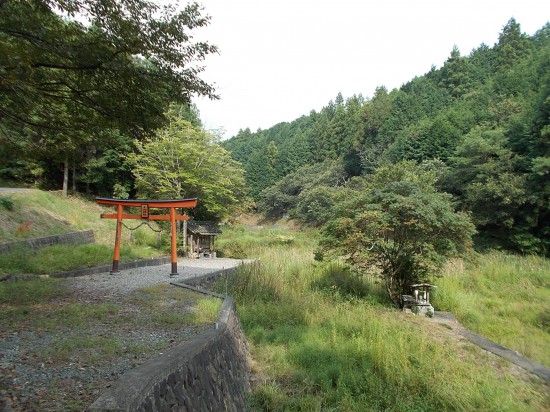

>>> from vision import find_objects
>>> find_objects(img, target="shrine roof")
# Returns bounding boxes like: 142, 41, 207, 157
187, 221, 222, 235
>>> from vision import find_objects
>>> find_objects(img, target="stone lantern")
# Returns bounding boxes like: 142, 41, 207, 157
401, 283, 436, 317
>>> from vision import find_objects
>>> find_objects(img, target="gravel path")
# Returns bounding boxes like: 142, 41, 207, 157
0, 258, 249, 412
62, 257, 248, 298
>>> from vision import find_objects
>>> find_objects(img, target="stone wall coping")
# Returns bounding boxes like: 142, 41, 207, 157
0, 230, 95, 254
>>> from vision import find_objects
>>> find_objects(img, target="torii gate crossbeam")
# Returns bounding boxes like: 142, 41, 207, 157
96, 197, 198, 276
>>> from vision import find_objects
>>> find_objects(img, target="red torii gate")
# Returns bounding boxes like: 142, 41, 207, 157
95, 197, 198, 276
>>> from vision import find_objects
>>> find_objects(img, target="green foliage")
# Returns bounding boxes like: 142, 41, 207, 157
386, 115, 463, 163
0, 0, 218, 193
319, 162, 475, 306
443, 126, 532, 250
112, 183, 130, 200
0, 142, 44, 185
258, 159, 347, 221
294, 185, 343, 227
129, 107, 246, 221
0, 0, 217, 137
243, 148, 271, 200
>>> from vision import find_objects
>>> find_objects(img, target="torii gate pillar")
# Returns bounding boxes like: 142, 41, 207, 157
96, 197, 198, 276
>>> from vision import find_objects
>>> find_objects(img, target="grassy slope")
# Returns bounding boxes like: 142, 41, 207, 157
215, 222, 550, 411
432, 252, 550, 368
0, 190, 100, 242
0, 190, 166, 275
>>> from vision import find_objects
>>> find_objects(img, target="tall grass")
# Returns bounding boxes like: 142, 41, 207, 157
432, 251, 550, 368
215, 224, 550, 411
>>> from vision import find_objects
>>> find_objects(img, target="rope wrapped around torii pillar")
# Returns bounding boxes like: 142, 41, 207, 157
95, 197, 198, 276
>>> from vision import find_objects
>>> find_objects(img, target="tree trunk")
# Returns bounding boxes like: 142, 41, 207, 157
72, 160, 76, 194
385, 273, 401, 308
182, 218, 188, 257
62, 158, 69, 197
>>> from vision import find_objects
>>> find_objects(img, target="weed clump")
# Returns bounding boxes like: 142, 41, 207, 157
0, 195, 14, 211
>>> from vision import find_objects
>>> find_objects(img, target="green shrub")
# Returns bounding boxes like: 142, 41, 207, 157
0, 195, 14, 211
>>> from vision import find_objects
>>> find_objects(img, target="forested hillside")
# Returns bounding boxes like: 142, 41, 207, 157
222, 19, 550, 255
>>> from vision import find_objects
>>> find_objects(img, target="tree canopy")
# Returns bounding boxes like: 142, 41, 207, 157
0, 0, 217, 194
0, 0, 216, 136
129, 108, 246, 221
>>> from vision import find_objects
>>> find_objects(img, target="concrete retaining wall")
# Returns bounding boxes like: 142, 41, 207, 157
0, 230, 95, 253
89, 296, 250, 412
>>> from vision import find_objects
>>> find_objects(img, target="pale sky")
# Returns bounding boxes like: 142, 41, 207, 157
191, 0, 549, 139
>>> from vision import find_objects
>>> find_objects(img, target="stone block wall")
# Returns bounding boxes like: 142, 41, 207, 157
0, 230, 95, 253
89, 297, 250, 412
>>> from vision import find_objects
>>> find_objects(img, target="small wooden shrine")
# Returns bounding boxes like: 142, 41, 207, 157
186, 220, 222, 258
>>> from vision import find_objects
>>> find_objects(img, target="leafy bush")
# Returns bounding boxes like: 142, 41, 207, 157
319, 162, 475, 306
